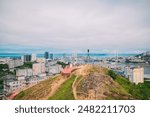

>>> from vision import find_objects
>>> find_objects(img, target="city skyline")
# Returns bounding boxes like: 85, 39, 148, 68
0, 0, 150, 53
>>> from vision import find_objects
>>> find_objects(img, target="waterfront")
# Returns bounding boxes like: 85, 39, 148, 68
0, 53, 136, 58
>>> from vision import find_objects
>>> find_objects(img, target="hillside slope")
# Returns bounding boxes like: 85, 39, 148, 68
75, 65, 133, 100
14, 65, 150, 100
14, 75, 67, 100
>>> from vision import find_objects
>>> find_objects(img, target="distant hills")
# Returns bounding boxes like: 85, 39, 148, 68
136, 51, 150, 64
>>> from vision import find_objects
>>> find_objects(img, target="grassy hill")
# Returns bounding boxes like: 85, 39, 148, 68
76, 66, 132, 100
48, 74, 76, 100
14, 65, 150, 100
76, 65, 150, 100
114, 74, 150, 100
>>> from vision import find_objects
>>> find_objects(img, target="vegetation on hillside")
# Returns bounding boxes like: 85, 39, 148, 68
0, 64, 14, 92
57, 61, 69, 68
12, 65, 150, 100
48, 74, 76, 100
14, 77, 56, 100
77, 72, 132, 100
107, 70, 150, 100
0, 62, 33, 92
107, 70, 117, 80
76, 66, 150, 100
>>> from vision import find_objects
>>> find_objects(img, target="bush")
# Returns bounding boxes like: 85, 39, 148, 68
108, 70, 117, 80
57, 61, 68, 68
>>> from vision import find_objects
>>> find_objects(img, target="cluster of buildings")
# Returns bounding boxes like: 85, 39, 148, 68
99, 56, 150, 85
3, 62, 47, 96
22, 54, 37, 62
142, 51, 150, 56
8, 59, 24, 71
44, 52, 54, 60
2, 52, 63, 98
0, 50, 150, 99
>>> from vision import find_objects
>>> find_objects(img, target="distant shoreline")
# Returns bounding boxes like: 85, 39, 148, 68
0, 53, 136, 58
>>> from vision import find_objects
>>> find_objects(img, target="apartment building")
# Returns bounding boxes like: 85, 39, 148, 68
129, 67, 144, 84
32, 62, 45, 76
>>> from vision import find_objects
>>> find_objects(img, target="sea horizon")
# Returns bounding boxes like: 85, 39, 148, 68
0, 52, 137, 58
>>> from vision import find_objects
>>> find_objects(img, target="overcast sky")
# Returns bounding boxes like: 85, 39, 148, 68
0, 0, 150, 53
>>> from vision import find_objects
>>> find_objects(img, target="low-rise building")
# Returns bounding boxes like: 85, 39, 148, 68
7, 59, 23, 69
16, 68, 33, 77
0, 58, 11, 64
3, 74, 47, 97
32, 62, 45, 76
47, 65, 62, 75
3, 75, 26, 96
25, 75, 47, 85
36, 58, 46, 63
124, 66, 131, 78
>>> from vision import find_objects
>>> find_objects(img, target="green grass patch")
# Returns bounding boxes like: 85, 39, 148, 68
107, 70, 117, 80
109, 85, 129, 96
48, 74, 76, 100
107, 70, 150, 99
115, 74, 150, 99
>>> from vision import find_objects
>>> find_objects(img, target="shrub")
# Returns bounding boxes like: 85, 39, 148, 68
108, 70, 117, 80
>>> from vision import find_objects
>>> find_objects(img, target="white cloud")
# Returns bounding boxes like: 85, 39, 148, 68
0, 0, 150, 53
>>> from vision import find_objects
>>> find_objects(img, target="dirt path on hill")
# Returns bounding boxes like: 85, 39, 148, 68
72, 76, 83, 100
72, 65, 90, 100
41, 76, 67, 100
72, 76, 78, 99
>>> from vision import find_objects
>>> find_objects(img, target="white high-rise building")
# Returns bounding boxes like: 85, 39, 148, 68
31, 54, 36, 62
130, 67, 144, 84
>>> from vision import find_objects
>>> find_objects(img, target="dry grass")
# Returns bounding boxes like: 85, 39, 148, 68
14, 75, 66, 100
76, 65, 132, 100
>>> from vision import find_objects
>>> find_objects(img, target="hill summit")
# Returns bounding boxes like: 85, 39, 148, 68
14, 65, 150, 100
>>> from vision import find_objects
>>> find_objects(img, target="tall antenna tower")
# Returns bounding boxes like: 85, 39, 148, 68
116, 50, 118, 63
87, 49, 89, 58
72, 51, 77, 65
86, 49, 90, 63
115, 50, 118, 69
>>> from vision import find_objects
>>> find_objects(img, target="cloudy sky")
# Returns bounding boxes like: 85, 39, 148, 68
0, 0, 150, 53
